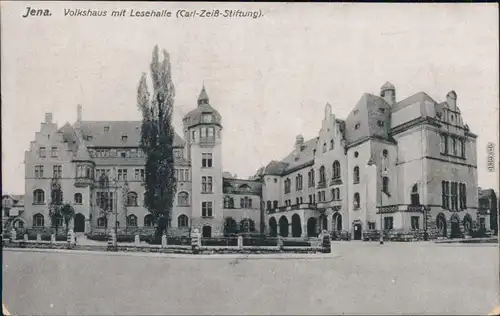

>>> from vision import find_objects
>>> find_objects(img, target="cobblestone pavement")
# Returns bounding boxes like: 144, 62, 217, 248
3, 242, 498, 315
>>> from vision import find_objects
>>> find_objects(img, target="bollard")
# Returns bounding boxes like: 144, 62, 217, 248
161, 233, 167, 248
237, 235, 243, 250
321, 230, 331, 254
134, 234, 140, 246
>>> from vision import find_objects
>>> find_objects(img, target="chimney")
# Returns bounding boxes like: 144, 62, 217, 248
45, 113, 53, 124
295, 134, 304, 151
446, 91, 457, 109
77, 104, 82, 122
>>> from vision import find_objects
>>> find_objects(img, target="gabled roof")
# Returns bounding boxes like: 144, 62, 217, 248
262, 160, 289, 176
77, 121, 185, 147
279, 137, 318, 172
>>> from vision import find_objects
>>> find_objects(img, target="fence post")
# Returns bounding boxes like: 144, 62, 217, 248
277, 235, 283, 251
10, 228, 16, 243
191, 228, 201, 254
321, 230, 331, 253
134, 234, 140, 246
107, 231, 114, 250
23, 233, 28, 242
67, 229, 75, 249
161, 233, 167, 248
238, 235, 243, 250
51, 234, 55, 244
36, 233, 41, 243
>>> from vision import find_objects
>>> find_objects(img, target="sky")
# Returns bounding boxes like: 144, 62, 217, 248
1, 2, 498, 194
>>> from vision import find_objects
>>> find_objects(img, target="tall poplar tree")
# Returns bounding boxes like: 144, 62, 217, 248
137, 45, 177, 237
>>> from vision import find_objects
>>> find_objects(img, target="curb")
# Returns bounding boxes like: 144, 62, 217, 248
3, 247, 339, 260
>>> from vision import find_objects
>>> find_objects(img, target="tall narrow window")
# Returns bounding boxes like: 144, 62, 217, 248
460, 139, 466, 158
382, 177, 389, 193
39, 147, 46, 158
440, 134, 448, 154
332, 161, 341, 179
319, 166, 326, 183
451, 182, 458, 210
51, 147, 58, 158
202, 153, 213, 168
353, 166, 360, 184
411, 184, 419, 205
202, 201, 213, 217
353, 193, 360, 209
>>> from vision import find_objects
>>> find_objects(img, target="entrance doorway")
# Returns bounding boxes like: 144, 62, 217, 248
353, 223, 362, 240
279, 216, 289, 237
436, 213, 447, 237
307, 217, 317, 237
450, 215, 461, 239
202, 225, 212, 238
291, 214, 302, 237
269, 217, 278, 237
74, 213, 85, 233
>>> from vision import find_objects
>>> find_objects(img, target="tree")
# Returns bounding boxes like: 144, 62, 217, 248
137, 45, 177, 238
49, 178, 63, 236
98, 174, 113, 236
60, 203, 75, 236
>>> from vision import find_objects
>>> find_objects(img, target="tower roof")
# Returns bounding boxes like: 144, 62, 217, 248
198, 85, 209, 105
381, 81, 395, 91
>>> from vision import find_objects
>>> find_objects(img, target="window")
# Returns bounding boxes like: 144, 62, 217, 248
273, 200, 278, 209
330, 140, 334, 150
224, 196, 235, 209
377, 120, 385, 127
96, 192, 113, 211
51, 215, 64, 228
39, 147, 46, 158
354, 123, 360, 130
451, 137, 457, 156
53, 165, 62, 178
174, 149, 183, 159
384, 217, 394, 230
33, 213, 44, 227
309, 194, 313, 204
353, 193, 360, 209
460, 139, 466, 158
332, 161, 340, 179
121, 135, 128, 142
266, 201, 272, 210
202, 176, 213, 193
144, 214, 154, 227
35, 165, 44, 178
459, 183, 467, 209
127, 192, 138, 206
379, 108, 386, 114
202, 201, 213, 217
284, 178, 291, 194
368, 222, 376, 230
33, 189, 45, 204
451, 182, 458, 211
74, 193, 83, 204
411, 216, 420, 230
353, 166, 360, 184
104, 126, 109, 132
178, 214, 189, 228
178, 192, 189, 206
335, 188, 340, 200
191, 130, 196, 142
240, 197, 252, 208
202, 153, 213, 168
323, 142, 327, 153
440, 134, 448, 154
411, 184, 419, 205
382, 177, 389, 193
354, 151, 359, 158
51, 188, 63, 205
479, 218, 486, 229
331, 189, 335, 200
441, 181, 450, 209
382, 149, 388, 158
117, 169, 128, 181
97, 217, 107, 228
308, 169, 315, 187
296, 174, 303, 191
51, 147, 58, 158
319, 166, 326, 183
317, 191, 326, 202
126, 215, 138, 227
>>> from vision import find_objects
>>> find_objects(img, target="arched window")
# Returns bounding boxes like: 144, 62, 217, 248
353, 193, 360, 209
74, 193, 83, 204
411, 184, 420, 206
97, 217, 107, 228
33, 213, 44, 227
382, 177, 389, 193
266, 200, 272, 210
333, 161, 341, 179
127, 192, 138, 206
144, 214, 154, 227
240, 218, 255, 233
319, 166, 326, 183
382, 149, 389, 171
353, 166, 360, 184
273, 200, 278, 209
308, 168, 315, 187
126, 215, 137, 227
178, 214, 189, 228
177, 192, 189, 206
335, 188, 340, 200
331, 188, 336, 200
33, 189, 45, 204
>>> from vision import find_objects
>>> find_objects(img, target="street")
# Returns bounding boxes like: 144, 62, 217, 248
2, 242, 498, 315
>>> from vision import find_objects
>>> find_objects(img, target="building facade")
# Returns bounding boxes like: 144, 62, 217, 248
15, 87, 261, 238
255, 82, 488, 240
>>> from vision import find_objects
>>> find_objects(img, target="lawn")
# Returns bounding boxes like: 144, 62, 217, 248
2, 242, 498, 315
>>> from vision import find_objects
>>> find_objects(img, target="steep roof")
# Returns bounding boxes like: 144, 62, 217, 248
77, 121, 185, 148
344, 93, 392, 144
279, 137, 317, 172
391, 91, 437, 114
262, 160, 289, 176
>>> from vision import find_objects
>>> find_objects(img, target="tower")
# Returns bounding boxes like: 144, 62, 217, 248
380, 82, 396, 106
182, 86, 223, 237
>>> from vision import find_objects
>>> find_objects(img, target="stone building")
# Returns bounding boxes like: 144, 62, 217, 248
15, 87, 261, 238
478, 188, 498, 234
255, 82, 486, 240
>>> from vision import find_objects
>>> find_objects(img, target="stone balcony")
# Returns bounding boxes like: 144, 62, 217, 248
74, 177, 94, 188
267, 203, 317, 214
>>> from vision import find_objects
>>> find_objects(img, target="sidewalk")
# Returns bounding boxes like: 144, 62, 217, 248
3, 247, 340, 260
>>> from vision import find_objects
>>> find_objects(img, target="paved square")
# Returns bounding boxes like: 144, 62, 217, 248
2, 242, 498, 315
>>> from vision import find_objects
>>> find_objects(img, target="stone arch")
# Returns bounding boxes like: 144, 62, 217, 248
268, 217, 278, 237
463, 213, 473, 236
12, 218, 25, 229
332, 212, 342, 231
436, 213, 447, 237
450, 213, 462, 239
278, 216, 289, 237
352, 221, 362, 240
307, 217, 317, 237
291, 213, 302, 237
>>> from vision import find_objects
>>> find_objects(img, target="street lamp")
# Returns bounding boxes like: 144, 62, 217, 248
379, 174, 384, 245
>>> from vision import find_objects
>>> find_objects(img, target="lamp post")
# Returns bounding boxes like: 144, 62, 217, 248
379, 174, 384, 245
